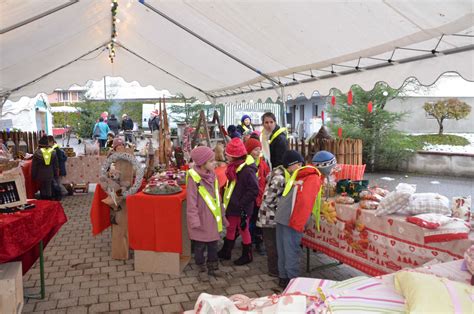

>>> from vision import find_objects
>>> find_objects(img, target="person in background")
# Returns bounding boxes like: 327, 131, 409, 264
275, 150, 322, 288
32, 136, 59, 200
121, 113, 134, 143
226, 125, 241, 140
187, 146, 228, 279
107, 113, 120, 135
217, 138, 258, 265
261, 112, 288, 169
148, 109, 160, 147
47, 135, 67, 200
106, 131, 115, 149
237, 114, 254, 136
244, 137, 270, 255
93, 117, 110, 148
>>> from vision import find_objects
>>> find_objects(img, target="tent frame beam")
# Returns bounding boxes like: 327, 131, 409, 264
212, 43, 474, 99
0, 0, 79, 34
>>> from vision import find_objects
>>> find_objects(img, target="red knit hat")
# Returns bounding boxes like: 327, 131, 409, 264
244, 138, 262, 154
225, 138, 247, 158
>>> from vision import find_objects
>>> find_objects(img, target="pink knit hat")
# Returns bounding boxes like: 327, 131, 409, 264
225, 138, 247, 158
191, 146, 214, 166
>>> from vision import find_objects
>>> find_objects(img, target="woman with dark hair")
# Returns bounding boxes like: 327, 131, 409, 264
260, 112, 288, 169
236, 114, 254, 136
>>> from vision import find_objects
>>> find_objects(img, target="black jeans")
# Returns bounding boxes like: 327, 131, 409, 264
98, 139, 107, 148
262, 227, 278, 275
193, 240, 218, 265
250, 205, 263, 244
38, 179, 53, 200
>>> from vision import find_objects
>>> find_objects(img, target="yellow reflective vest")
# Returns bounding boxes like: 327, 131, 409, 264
187, 169, 223, 232
40, 148, 55, 166
268, 127, 287, 145
223, 155, 255, 209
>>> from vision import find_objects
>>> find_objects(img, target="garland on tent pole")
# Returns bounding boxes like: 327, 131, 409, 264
108, 0, 119, 63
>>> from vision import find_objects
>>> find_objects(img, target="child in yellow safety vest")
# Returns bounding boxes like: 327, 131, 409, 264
275, 150, 323, 288
217, 138, 259, 265
187, 146, 228, 278
31, 135, 59, 200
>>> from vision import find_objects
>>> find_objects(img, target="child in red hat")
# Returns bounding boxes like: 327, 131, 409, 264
218, 138, 259, 265
245, 137, 270, 255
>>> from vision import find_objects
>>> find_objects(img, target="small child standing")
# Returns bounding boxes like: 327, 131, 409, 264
218, 138, 259, 265
244, 136, 270, 255
187, 146, 227, 277
275, 150, 322, 288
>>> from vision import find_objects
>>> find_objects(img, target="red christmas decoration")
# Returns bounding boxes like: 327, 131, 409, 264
338, 127, 342, 139
367, 101, 373, 113
321, 110, 325, 123
331, 95, 336, 106
347, 90, 353, 105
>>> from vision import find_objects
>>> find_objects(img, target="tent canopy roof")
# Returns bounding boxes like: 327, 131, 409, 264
1, 0, 473, 102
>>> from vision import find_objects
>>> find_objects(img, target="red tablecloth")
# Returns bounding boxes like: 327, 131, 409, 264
0, 200, 67, 274
52, 128, 68, 136
127, 190, 187, 254
21, 160, 39, 199
90, 185, 111, 236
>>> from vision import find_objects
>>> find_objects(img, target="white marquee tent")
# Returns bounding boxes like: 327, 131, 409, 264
0, 0, 473, 104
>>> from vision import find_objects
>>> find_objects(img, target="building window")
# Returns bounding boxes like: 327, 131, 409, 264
62, 92, 69, 101
313, 103, 318, 117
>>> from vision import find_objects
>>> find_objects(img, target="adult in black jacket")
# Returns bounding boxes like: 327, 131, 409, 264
32, 136, 59, 200
107, 114, 120, 135
148, 112, 160, 132
261, 112, 288, 169
121, 114, 134, 143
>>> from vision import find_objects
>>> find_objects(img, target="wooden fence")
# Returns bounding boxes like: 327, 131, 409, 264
288, 137, 363, 165
0, 131, 39, 154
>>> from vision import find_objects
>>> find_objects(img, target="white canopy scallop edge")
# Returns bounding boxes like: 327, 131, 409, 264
0, 0, 473, 103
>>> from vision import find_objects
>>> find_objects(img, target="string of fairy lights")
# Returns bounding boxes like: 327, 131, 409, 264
108, 0, 119, 63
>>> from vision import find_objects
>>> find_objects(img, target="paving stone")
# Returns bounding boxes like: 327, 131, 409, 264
142, 306, 164, 314
120, 291, 138, 301
65, 306, 88, 314
57, 297, 79, 308
138, 289, 158, 299
134, 274, 153, 283
80, 280, 99, 289
99, 293, 119, 303
145, 281, 164, 290
182, 301, 196, 311
88, 303, 110, 313
117, 276, 135, 285
164, 278, 181, 287
157, 287, 176, 296
225, 285, 245, 295
121, 309, 141, 314
49, 291, 70, 300
175, 284, 194, 294
162, 303, 183, 313
170, 293, 190, 303
70, 288, 90, 298
110, 300, 130, 311
78, 295, 98, 306
130, 298, 151, 308
34, 300, 58, 311
127, 282, 146, 292
98, 278, 117, 287
150, 296, 171, 306
241, 283, 262, 292
180, 277, 199, 285
109, 284, 128, 293
89, 286, 109, 296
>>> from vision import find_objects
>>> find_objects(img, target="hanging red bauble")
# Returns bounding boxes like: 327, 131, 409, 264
331, 95, 336, 106
338, 127, 342, 139
367, 101, 373, 113
347, 90, 353, 105
321, 110, 325, 123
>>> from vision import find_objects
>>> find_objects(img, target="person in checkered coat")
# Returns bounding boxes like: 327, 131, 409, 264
257, 165, 286, 277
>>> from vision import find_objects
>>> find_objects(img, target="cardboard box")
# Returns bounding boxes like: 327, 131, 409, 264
134, 201, 191, 275
0, 262, 23, 314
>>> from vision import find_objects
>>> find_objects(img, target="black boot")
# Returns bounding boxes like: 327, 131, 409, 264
217, 239, 235, 260
234, 243, 253, 266
207, 261, 225, 278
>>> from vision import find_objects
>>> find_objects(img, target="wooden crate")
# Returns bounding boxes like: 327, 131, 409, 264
0, 262, 23, 314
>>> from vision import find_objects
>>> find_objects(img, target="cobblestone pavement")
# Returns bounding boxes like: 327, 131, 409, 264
22, 193, 363, 313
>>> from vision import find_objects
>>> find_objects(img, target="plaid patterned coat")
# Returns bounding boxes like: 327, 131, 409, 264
257, 166, 286, 228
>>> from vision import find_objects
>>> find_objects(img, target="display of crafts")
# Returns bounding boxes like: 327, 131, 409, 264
143, 169, 186, 195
